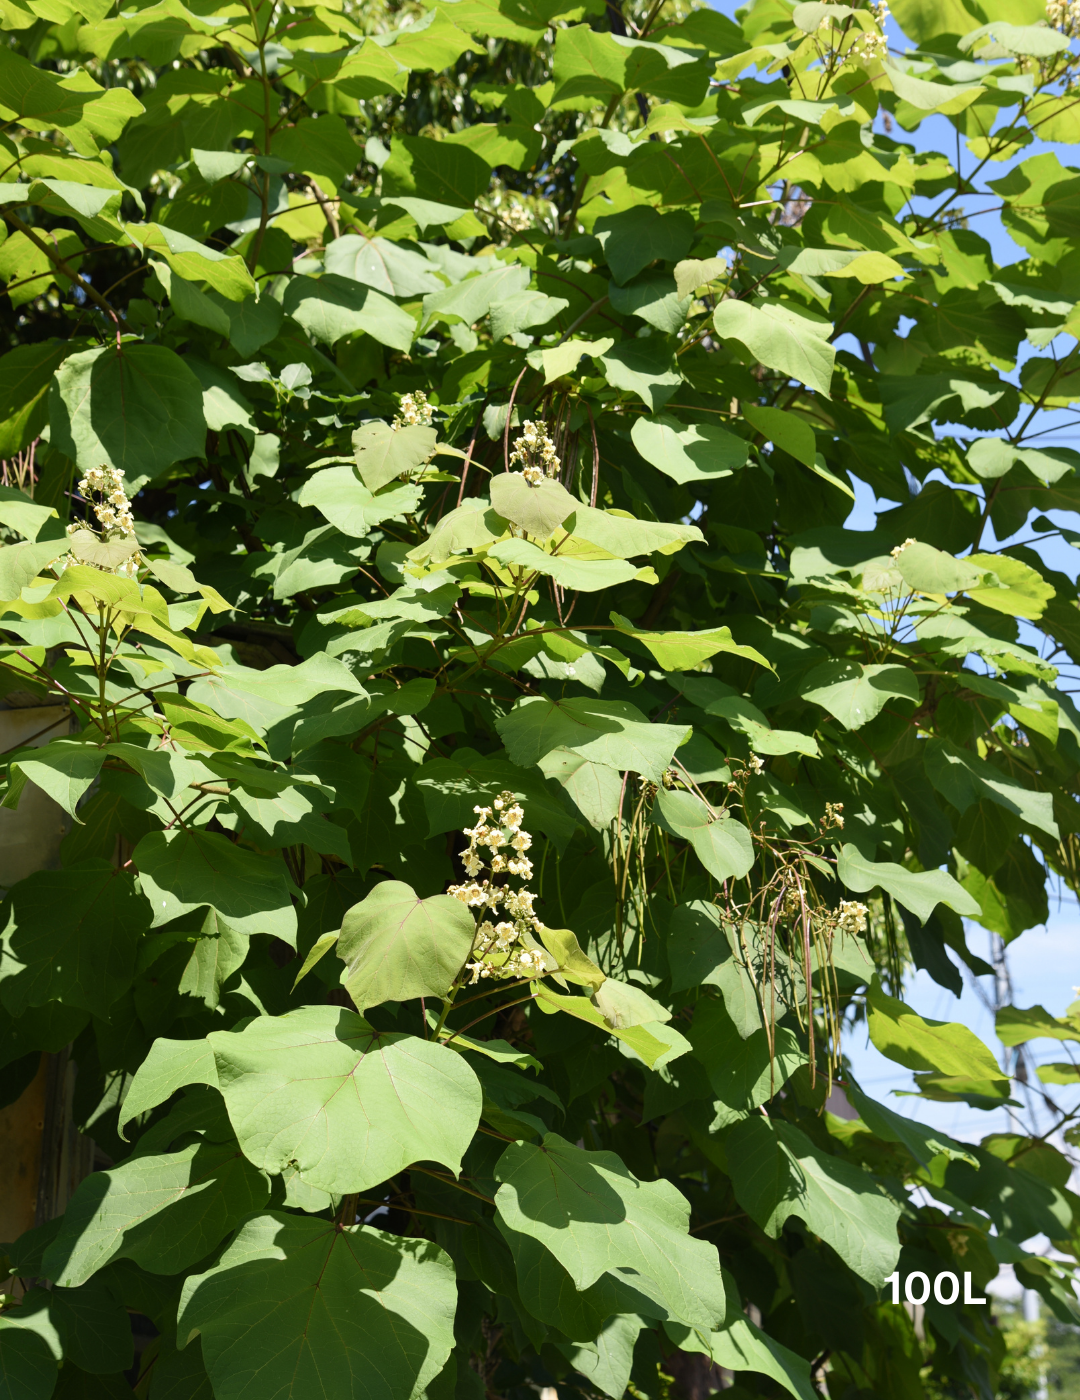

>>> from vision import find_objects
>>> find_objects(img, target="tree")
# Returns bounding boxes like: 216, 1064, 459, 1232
0, 0, 1079, 1394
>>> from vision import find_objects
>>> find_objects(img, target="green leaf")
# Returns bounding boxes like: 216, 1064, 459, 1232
533, 983, 688, 1068
844, 1077, 977, 1169
489, 538, 637, 592
610, 612, 772, 672
282, 275, 416, 350
207, 1004, 481, 1193
4, 740, 104, 818
119, 1035, 220, 1139
0, 485, 57, 543
133, 828, 299, 944
325, 235, 443, 297
997, 1004, 1080, 1047
0, 340, 77, 459
336, 879, 476, 1011
43, 1134, 269, 1287
630, 414, 749, 483
177, 1213, 457, 1400
966, 552, 1055, 620
497, 695, 691, 782
538, 925, 605, 991
0, 1323, 56, 1400
924, 737, 1059, 838
531, 336, 614, 383
652, 790, 755, 883
489, 473, 577, 538
892, 541, 985, 594
493, 1133, 727, 1329
298, 469, 422, 539
568, 506, 701, 559
270, 114, 361, 189
701, 1317, 817, 1400
801, 660, 919, 730
673, 256, 727, 300
136, 223, 255, 301
597, 340, 681, 411
0, 863, 150, 1018
50, 343, 206, 481
690, 998, 803, 1112
837, 844, 979, 924
593, 208, 694, 285
726, 1116, 901, 1287
351, 420, 438, 491
713, 301, 835, 398
381, 132, 492, 206
0, 538, 65, 598
866, 975, 1010, 1100
490, 290, 569, 340
424, 262, 531, 328
742, 403, 816, 469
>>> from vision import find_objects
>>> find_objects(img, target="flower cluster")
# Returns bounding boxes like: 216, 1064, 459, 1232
850, 0, 889, 60
836, 900, 869, 935
1048, 0, 1080, 34
448, 793, 549, 984
393, 390, 434, 428
890, 536, 917, 559
821, 801, 845, 831
63, 464, 143, 577
509, 420, 561, 486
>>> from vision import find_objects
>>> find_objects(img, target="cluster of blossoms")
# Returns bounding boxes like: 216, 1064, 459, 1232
448, 793, 549, 984
821, 801, 845, 831
850, 0, 889, 60
63, 464, 143, 577
393, 390, 434, 428
836, 900, 870, 935
509, 420, 561, 486
890, 536, 917, 560
1048, 0, 1080, 35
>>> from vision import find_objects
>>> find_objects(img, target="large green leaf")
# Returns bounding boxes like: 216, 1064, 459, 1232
207, 1005, 482, 1193
493, 1133, 726, 1330
837, 844, 979, 924
726, 1116, 901, 1287
352, 420, 438, 491
497, 696, 691, 782
50, 343, 206, 480
176, 1213, 457, 1400
381, 133, 491, 206
4, 740, 105, 818
489, 472, 576, 538
610, 613, 771, 671
0, 863, 150, 1018
133, 829, 298, 944
801, 661, 919, 729
336, 879, 476, 1011
43, 1133, 269, 1287
490, 538, 637, 592
924, 736, 1058, 837
0, 339, 77, 458
630, 414, 749, 483
281, 276, 416, 350
866, 976, 1010, 1100
652, 789, 755, 883
325, 235, 444, 297
713, 301, 835, 397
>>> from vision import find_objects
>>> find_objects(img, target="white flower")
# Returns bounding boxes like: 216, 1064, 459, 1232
392, 390, 434, 428
890, 536, 917, 560
837, 900, 869, 935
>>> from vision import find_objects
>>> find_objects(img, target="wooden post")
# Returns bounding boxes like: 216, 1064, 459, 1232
0, 703, 86, 1247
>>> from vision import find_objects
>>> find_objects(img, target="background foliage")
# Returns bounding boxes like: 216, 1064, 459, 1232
2, 0, 1080, 1394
